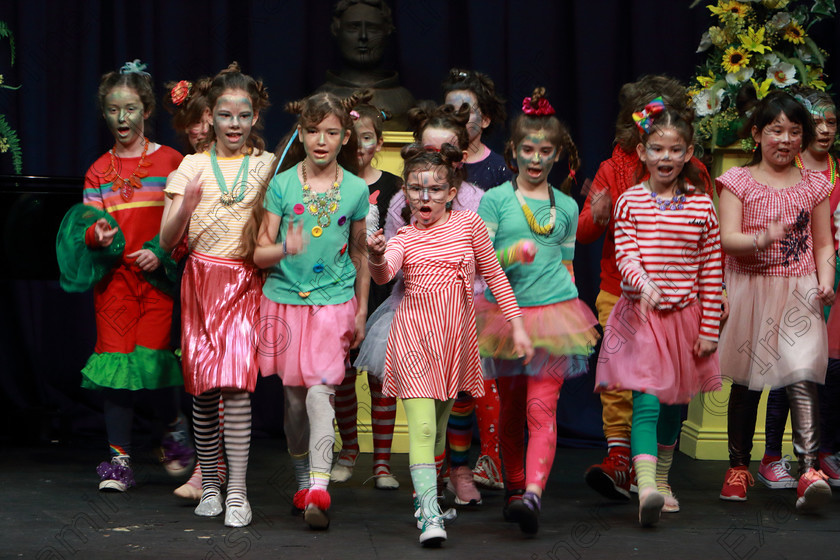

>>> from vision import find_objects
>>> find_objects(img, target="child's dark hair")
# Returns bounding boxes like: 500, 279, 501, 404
740, 89, 816, 166
351, 89, 390, 140
242, 91, 362, 264
441, 68, 507, 135
637, 108, 705, 194
407, 101, 470, 185
97, 65, 156, 117
163, 77, 212, 147
614, 75, 692, 152
399, 142, 463, 223
505, 87, 580, 194
197, 62, 270, 155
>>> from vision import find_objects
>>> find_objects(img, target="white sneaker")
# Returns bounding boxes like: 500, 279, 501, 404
419, 516, 446, 547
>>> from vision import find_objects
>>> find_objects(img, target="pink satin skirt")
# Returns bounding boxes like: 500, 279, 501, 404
181, 252, 262, 396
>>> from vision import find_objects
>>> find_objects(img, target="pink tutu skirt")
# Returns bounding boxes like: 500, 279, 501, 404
477, 295, 599, 354
181, 252, 262, 396
258, 296, 356, 387
720, 270, 827, 389
595, 297, 721, 404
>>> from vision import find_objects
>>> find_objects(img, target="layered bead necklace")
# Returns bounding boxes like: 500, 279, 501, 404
648, 182, 686, 211
794, 153, 837, 190
513, 178, 555, 235
301, 160, 341, 229
210, 144, 250, 206
105, 137, 151, 201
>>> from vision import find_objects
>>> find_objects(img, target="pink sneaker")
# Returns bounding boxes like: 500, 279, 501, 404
757, 455, 798, 489
796, 468, 832, 512
819, 453, 840, 488
446, 465, 482, 505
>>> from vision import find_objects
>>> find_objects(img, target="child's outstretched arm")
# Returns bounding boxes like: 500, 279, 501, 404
160, 171, 202, 252
813, 197, 836, 307
613, 194, 660, 315
349, 219, 370, 349
694, 201, 723, 358
471, 214, 534, 364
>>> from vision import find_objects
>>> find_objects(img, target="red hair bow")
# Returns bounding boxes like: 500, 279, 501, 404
522, 96, 555, 116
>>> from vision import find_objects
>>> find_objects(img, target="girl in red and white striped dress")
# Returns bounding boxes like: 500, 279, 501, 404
594, 104, 723, 527
367, 144, 532, 547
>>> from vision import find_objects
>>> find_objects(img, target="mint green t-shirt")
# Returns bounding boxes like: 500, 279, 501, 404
263, 165, 369, 306
477, 181, 579, 307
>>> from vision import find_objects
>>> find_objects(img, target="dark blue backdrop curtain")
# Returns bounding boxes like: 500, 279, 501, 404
1, 0, 839, 446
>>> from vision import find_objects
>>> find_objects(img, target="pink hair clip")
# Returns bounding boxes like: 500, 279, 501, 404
522, 96, 555, 116
350, 110, 360, 121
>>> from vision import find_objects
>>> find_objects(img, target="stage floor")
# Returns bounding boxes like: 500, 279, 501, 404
3, 439, 839, 559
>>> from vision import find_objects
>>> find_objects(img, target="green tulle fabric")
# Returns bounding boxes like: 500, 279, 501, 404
81, 345, 183, 391
141, 234, 179, 296
56, 204, 125, 293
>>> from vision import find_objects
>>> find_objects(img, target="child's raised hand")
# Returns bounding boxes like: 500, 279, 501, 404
640, 281, 662, 317
182, 171, 203, 215
817, 284, 835, 307
128, 248, 161, 271
93, 218, 119, 248
368, 229, 386, 258
590, 186, 612, 227
693, 338, 718, 358
284, 220, 306, 256
760, 214, 788, 250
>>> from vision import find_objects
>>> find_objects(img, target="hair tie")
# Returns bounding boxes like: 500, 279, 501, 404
632, 96, 666, 134
119, 59, 150, 77
793, 93, 814, 113
170, 80, 192, 106
380, 110, 388, 121
522, 96, 555, 116
350, 110, 360, 121
568, 165, 577, 185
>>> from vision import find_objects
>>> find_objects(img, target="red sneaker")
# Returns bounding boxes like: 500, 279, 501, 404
796, 468, 832, 512
720, 466, 754, 501
585, 453, 631, 501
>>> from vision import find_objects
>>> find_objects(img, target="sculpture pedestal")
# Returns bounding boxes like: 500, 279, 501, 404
681, 379, 795, 460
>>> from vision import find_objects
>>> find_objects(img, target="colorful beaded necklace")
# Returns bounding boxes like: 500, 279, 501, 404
210, 144, 250, 206
647, 182, 686, 211
513, 178, 555, 235
794, 153, 837, 190
301, 160, 341, 228
105, 137, 151, 201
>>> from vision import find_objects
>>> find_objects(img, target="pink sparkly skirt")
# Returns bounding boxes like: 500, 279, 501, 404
258, 296, 357, 387
181, 252, 262, 396
595, 296, 721, 404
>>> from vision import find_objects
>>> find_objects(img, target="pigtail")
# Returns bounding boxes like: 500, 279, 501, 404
560, 129, 581, 195
407, 100, 436, 140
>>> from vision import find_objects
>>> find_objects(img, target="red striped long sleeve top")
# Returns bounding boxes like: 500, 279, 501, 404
613, 184, 723, 341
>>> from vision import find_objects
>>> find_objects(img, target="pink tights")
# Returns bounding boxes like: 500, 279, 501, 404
496, 374, 563, 491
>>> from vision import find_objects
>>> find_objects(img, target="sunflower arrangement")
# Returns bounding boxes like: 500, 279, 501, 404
689, 0, 836, 150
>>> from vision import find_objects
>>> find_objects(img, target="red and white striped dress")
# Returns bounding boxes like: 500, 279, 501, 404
370, 210, 521, 400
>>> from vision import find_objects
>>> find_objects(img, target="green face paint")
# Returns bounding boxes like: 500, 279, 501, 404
213, 90, 256, 157
515, 132, 557, 186
103, 86, 145, 148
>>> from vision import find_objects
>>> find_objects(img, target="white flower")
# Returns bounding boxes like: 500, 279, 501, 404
697, 32, 713, 53
769, 12, 791, 28
694, 88, 725, 117
795, 45, 813, 63
762, 52, 780, 66
767, 62, 798, 87
726, 67, 755, 85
